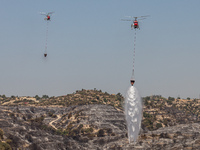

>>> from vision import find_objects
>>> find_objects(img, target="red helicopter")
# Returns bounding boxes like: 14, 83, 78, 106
40, 12, 54, 21
132, 20, 139, 29
40, 12, 55, 57
121, 15, 149, 30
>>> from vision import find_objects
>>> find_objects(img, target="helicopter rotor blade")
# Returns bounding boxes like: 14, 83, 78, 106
47, 11, 55, 15
39, 12, 47, 15
124, 16, 133, 18
124, 16, 138, 19
139, 15, 150, 18
138, 18, 146, 20
125, 15, 150, 19
121, 19, 132, 21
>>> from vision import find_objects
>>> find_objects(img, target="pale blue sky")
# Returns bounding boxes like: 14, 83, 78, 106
1, 0, 200, 99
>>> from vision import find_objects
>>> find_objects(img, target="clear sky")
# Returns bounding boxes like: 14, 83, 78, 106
1, 0, 200, 99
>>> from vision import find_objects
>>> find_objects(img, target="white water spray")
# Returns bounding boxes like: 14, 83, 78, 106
125, 85, 142, 143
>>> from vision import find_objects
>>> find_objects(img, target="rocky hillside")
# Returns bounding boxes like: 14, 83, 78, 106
0, 105, 200, 149
0, 89, 123, 109
0, 105, 126, 149
1, 90, 199, 129
142, 95, 200, 131
0, 90, 200, 149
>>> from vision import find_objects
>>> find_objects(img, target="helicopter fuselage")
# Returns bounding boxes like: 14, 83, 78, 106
131, 21, 139, 30
44, 15, 51, 21
133, 21, 139, 29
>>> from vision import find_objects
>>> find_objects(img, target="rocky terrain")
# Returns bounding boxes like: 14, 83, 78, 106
0, 105, 199, 150
0, 90, 199, 149
0, 89, 123, 109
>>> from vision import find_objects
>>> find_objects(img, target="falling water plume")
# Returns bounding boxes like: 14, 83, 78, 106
125, 85, 142, 144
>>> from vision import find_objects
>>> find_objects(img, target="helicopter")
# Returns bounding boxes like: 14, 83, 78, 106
121, 15, 149, 30
40, 12, 54, 21
39, 11, 55, 58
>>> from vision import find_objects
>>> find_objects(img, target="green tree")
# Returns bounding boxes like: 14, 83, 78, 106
11, 95, 15, 99
34, 95, 40, 100
116, 93, 123, 102
103, 98, 107, 102
168, 97, 175, 101
2, 95, 6, 99
42, 95, 49, 99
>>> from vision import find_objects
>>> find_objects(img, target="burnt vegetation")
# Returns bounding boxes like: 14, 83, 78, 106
0, 89, 124, 109
142, 95, 200, 131
0, 91, 200, 149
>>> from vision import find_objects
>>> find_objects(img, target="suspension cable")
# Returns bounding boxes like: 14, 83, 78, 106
45, 21, 49, 54
132, 30, 137, 78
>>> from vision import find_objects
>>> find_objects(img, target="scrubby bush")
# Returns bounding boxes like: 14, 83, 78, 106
68, 113, 72, 119
78, 124, 83, 129
156, 123, 162, 129
0, 128, 4, 139
97, 129, 104, 137
0, 141, 11, 150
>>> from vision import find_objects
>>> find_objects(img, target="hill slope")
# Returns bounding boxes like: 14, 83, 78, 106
0, 90, 200, 149
0, 105, 200, 149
